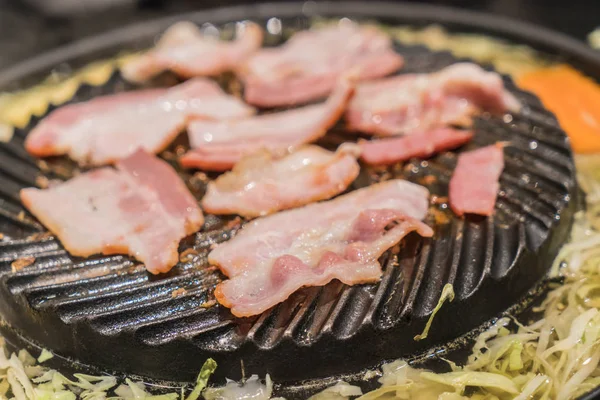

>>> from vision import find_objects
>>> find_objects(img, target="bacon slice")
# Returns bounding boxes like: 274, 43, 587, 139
346, 63, 521, 136
25, 78, 254, 166
208, 180, 432, 317
202, 144, 360, 217
180, 79, 353, 171
360, 128, 474, 166
122, 21, 263, 82
20, 150, 203, 274
449, 144, 505, 216
240, 23, 403, 107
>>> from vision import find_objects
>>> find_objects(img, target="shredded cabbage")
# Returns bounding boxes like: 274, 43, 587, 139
186, 359, 217, 400
307, 381, 362, 400
0, 122, 13, 143
112, 379, 178, 400
414, 284, 455, 341
36, 350, 53, 364
203, 375, 272, 400
0, 346, 217, 400
589, 28, 600, 50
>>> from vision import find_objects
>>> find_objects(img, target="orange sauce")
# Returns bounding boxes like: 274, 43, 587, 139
518, 65, 600, 153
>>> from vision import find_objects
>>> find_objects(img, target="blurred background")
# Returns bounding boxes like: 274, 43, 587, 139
0, 0, 598, 70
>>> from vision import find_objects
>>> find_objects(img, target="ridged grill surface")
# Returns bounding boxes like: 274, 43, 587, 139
0, 19, 576, 384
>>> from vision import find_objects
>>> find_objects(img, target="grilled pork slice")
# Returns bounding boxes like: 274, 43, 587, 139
346, 63, 521, 136
25, 78, 254, 166
449, 144, 505, 216
20, 150, 203, 274
122, 21, 263, 82
359, 128, 474, 166
240, 22, 403, 107
180, 79, 353, 171
208, 180, 432, 317
202, 144, 360, 217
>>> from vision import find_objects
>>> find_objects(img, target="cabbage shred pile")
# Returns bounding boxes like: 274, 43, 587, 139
0, 347, 216, 400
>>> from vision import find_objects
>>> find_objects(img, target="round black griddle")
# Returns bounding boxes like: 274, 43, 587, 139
0, 2, 587, 398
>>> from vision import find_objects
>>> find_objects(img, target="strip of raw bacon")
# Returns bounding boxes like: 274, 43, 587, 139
239, 22, 403, 107
360, 128, 474, 166
202, 144, 360, 217
20, 150, 203, 274
346, 63, 521, 136
25, 78, 254, 166
208, 180, 432, 317
449, 143, 505, 216
180, 79, 353, 171
122, 21, 263, 82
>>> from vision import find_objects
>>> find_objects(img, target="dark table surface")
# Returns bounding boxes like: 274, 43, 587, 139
0, 0, 598, 71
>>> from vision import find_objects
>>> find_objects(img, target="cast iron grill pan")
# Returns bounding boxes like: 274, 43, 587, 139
0, 12, 575, 387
